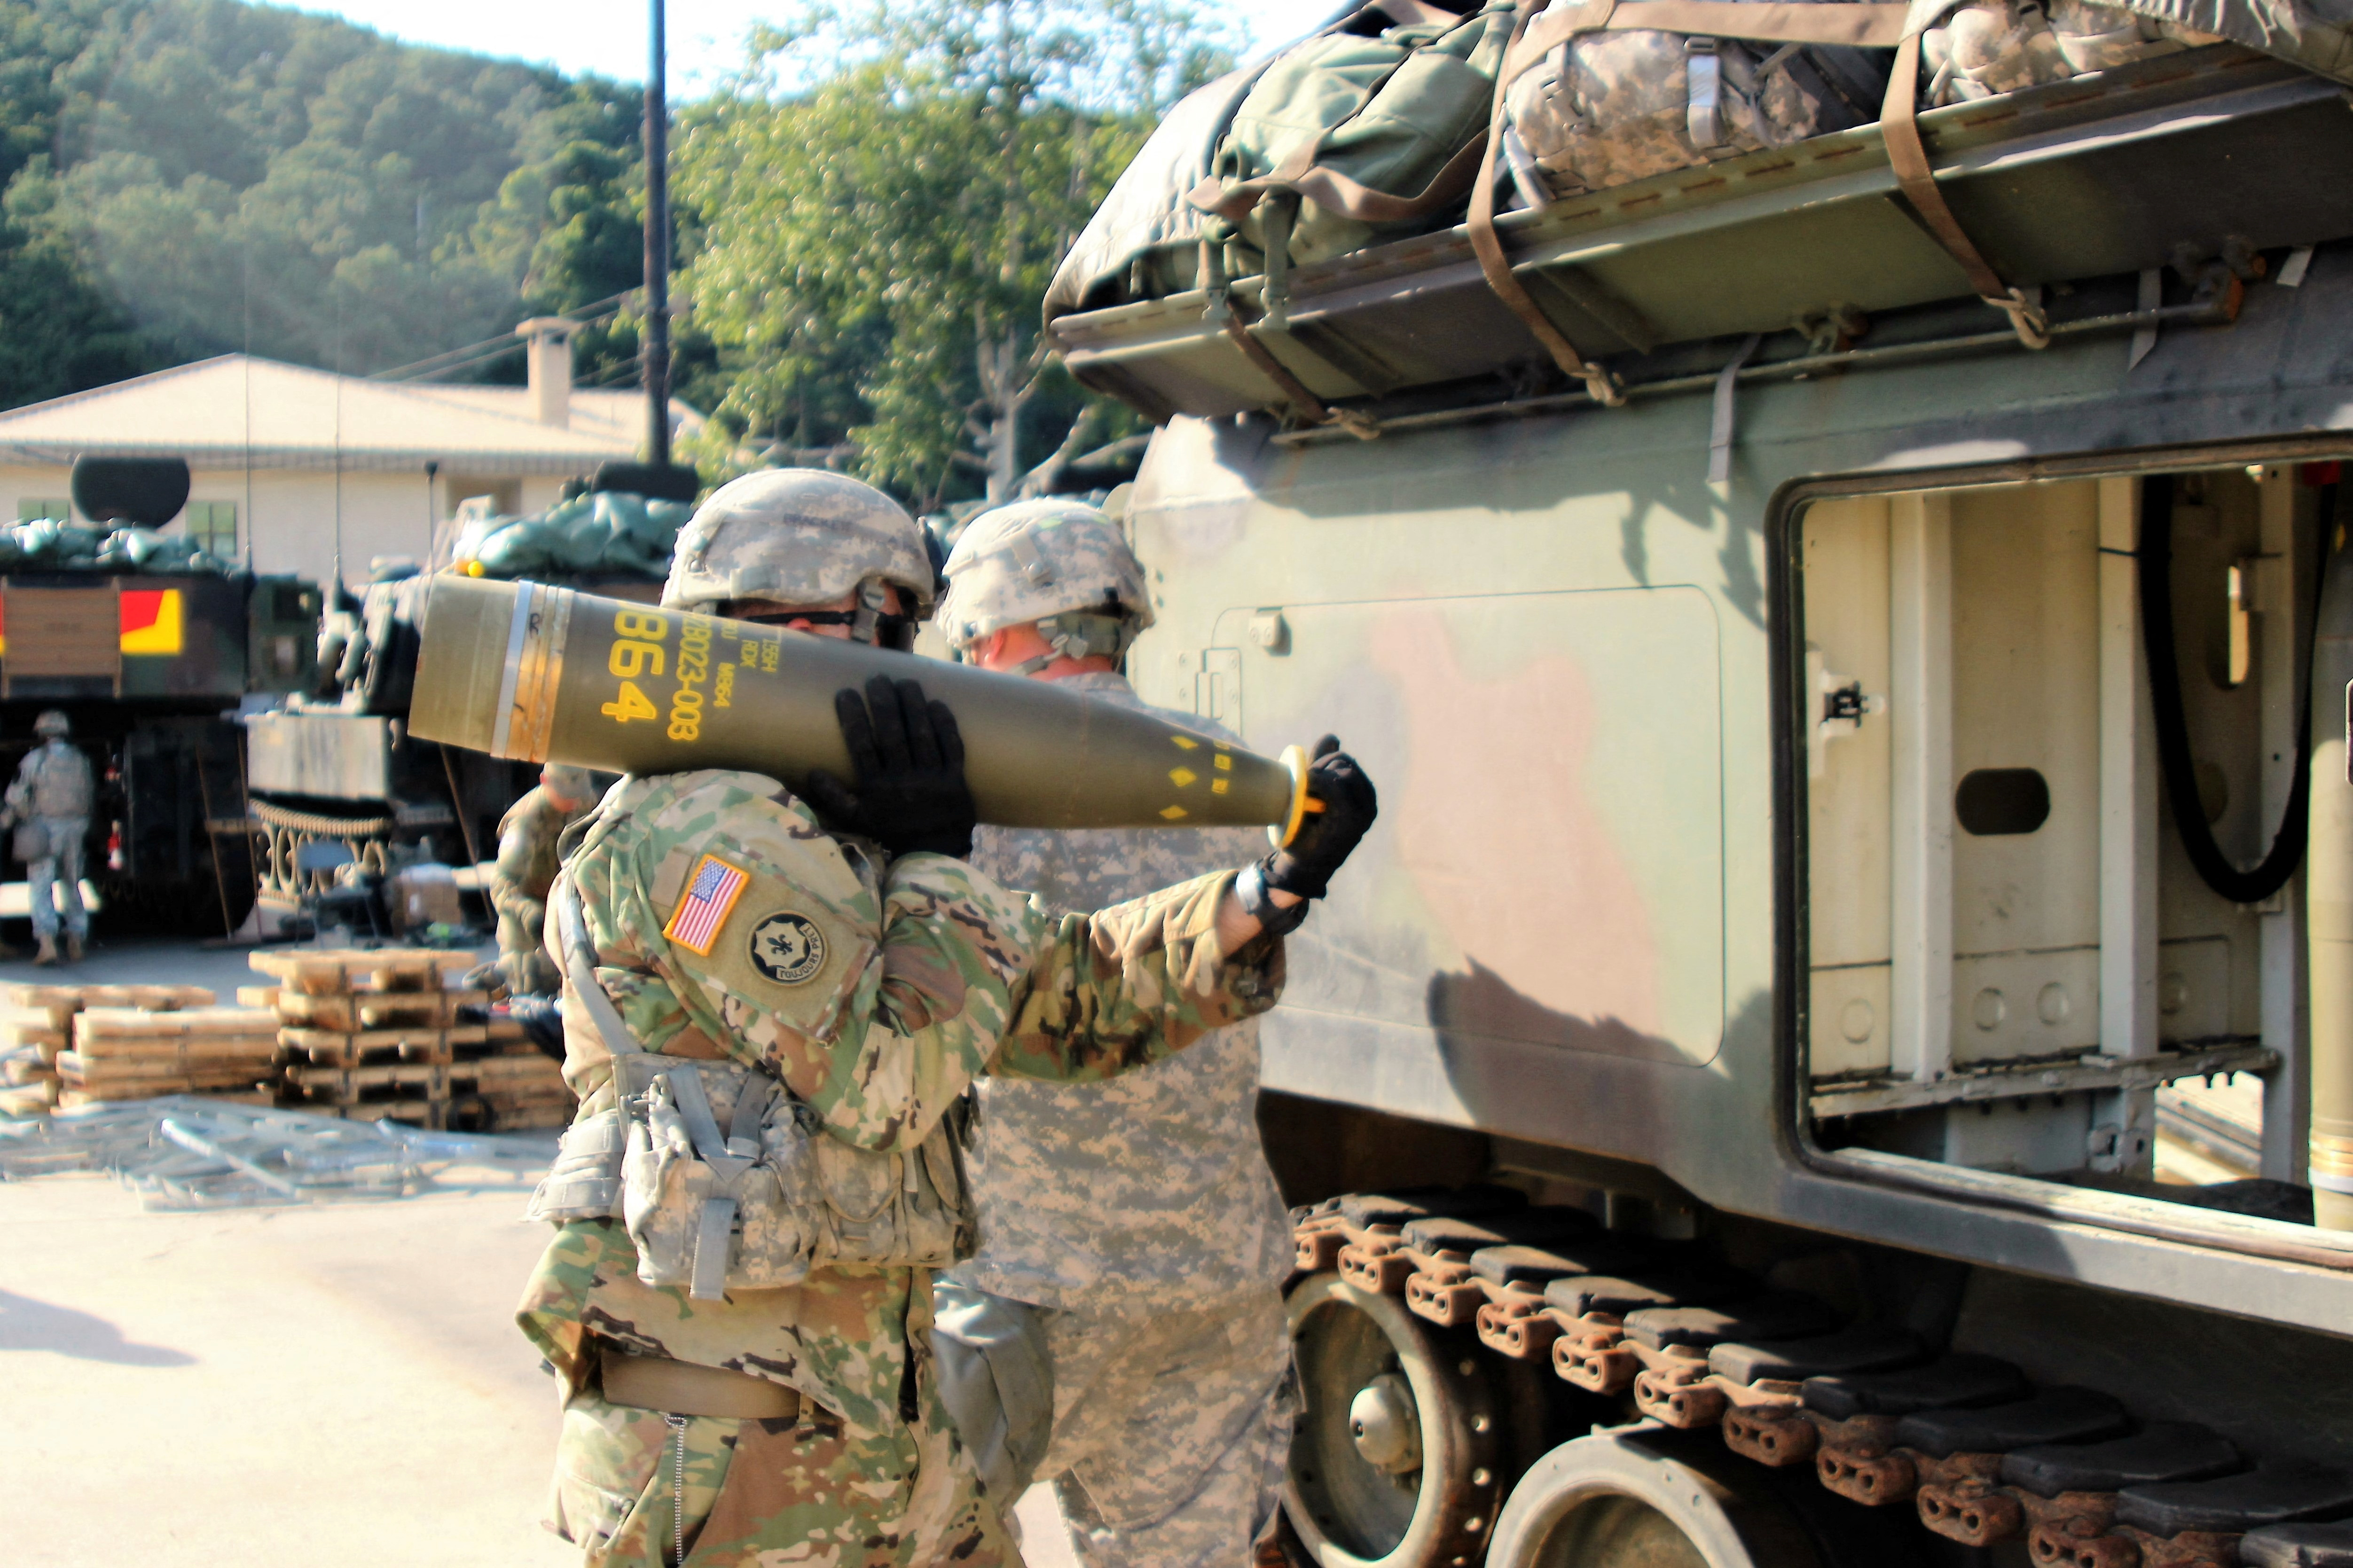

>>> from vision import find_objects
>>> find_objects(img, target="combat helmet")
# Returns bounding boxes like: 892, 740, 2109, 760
33, 710, 69, 738
936, 498, 1153, 674
541, 764, 594, 805
663, 469, 935, 646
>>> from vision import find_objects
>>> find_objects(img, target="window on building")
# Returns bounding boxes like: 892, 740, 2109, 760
17, 499, 68, 522
185, 500, 236, 559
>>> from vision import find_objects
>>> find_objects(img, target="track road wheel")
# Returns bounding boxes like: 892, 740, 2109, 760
1487, 1431, 1823, 1568
1284, 1272, 1506, 1568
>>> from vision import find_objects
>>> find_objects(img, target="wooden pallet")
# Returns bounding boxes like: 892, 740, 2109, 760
77, 1006, 281, 1043
0, 1078, 57, 1114
58, 1065, 275, 1096
2, 1054, 56, 1086
278, 1024, 489, 1068
282, 1061, 450, 1105
4, 983, 215, 1019
271, 988, 485, 1032
59, 1086, 272, 1109
61, 1042, 276, 1073
0, 1010, 68, 1058
249, 948, 476, 997
450, 1053, 566, 1092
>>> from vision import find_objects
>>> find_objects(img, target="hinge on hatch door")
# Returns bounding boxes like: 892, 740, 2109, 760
1194, 648, 1241, 734
1804, 643, 1882, 779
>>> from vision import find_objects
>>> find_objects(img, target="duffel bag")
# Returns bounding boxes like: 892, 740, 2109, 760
1190, 1, 1517, 269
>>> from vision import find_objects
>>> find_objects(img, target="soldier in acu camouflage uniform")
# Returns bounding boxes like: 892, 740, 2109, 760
490, 762, 597, 996
513, 470, 1378, 1568
934, 499, 1304, 1568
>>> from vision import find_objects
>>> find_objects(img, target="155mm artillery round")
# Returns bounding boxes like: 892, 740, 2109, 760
407, 573, 1313, 837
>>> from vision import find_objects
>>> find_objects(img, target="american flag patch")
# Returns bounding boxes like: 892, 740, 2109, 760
662, 855, 750, 955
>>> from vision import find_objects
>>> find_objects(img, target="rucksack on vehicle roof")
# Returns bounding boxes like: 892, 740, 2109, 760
1046, 0, 2353, 433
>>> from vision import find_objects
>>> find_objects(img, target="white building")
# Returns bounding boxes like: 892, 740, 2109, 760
0, 325, 700, 588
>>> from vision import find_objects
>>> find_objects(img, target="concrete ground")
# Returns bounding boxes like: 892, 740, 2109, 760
2, 1174, 576, 1566
0, 930, 282, 996
0, 936, 1078, 1567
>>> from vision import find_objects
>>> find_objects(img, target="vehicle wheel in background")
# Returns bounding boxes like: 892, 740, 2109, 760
1284, 1273, 1509, 1568
1485, 1431, 1824, 1568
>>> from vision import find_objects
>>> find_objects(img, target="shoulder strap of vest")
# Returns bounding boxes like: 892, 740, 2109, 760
558, 878, 644, 1061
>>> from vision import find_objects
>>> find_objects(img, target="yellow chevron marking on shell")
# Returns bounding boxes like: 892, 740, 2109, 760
1160, 805, 1189, 820
1171, 735, 1199, 750
1214, 754, 1232, 771
1169, 767, 1198, 788
1212, 779, 1230, 795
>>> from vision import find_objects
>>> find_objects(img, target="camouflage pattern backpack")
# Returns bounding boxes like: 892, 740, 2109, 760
1918, 0, 2198, 105
1502, 0, 1892, 200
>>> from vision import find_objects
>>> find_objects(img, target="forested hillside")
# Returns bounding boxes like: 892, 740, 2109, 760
0, 0, 648, 408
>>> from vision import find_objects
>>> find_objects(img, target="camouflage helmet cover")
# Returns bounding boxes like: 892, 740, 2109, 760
661, 469, 936, 617
936, 498, 1154, 649
32, 709, 69, 737
541, 764, 595, 803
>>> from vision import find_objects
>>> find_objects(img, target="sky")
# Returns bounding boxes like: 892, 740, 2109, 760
273, 1, 1338, 94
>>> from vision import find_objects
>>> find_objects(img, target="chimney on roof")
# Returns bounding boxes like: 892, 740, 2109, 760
516, 318, 580, 429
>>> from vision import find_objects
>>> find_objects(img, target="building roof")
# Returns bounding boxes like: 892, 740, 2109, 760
0, 355, 703, 475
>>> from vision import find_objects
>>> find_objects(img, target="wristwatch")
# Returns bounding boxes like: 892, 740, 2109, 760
1237, 859, 1312, 939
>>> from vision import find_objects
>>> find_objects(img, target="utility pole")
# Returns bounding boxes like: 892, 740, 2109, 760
643, 0, 672, 468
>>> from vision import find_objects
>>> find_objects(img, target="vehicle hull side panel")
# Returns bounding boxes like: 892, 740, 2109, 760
1129, 258, 2353, 1334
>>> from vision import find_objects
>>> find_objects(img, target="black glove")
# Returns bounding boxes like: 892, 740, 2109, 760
803, 675, 977, 860
1263, 735, 1378, 899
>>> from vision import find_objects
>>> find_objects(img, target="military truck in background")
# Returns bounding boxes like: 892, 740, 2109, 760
240, 460, 696, 932
0, 456, 319, 937
1051, 24, 2353, 1568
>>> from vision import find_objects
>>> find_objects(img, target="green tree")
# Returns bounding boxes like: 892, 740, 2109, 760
0, 0, 653, 404
677, 0, 1234, 508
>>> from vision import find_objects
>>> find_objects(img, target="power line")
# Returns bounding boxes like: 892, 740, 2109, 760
367, 292, 634, 382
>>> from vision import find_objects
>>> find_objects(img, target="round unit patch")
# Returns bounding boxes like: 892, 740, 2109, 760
748, 912, 828, 986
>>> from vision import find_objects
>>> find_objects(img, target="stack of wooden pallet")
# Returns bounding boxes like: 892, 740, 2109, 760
0, 985, 277, 1112
246, 948, 574, 1131
0, 990, 78, 1114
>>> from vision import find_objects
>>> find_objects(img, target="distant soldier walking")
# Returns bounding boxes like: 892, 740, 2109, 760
5, 710, 94, 966
934, 500, 1310, 1568
489, 763, 596, 996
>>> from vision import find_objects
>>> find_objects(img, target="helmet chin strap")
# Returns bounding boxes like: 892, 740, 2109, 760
998, 612, 1136, 676
715, 580, 917, 651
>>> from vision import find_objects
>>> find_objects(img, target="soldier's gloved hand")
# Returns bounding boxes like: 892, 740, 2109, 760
804, 674, 978, 860
1263, 735, 1379, 900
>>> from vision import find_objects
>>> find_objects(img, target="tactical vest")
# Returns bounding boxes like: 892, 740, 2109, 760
527, 872, 973, 1301
20, 743, 92, 820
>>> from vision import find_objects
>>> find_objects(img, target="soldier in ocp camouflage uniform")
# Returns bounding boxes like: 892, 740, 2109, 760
491, 763, 597, 996
514, 470, 1379, 1568
935, 500, 1302, 1568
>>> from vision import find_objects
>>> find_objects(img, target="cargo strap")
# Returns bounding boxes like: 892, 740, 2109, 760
1205, 238, 1382, 438
1875, 31, 2049, 348
1470, 0, 1627, 404
1471, 0, 2045, 390
1221, 313, 1383, 439
602, 1347, 803, 1422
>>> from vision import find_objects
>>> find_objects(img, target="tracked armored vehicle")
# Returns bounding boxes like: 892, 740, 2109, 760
1052, 26, 2353, 1568
0, 456, 318, 936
